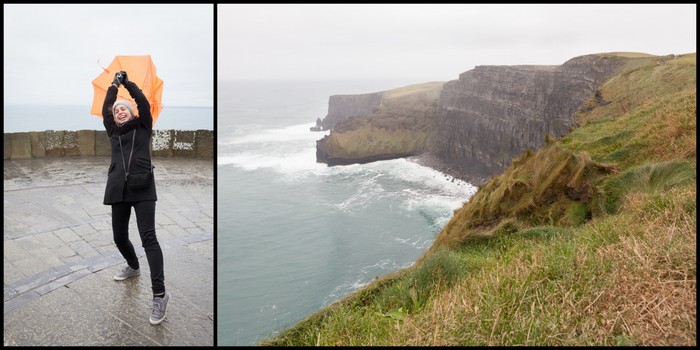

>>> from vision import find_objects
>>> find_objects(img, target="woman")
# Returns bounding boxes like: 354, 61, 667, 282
102, 70, 170, 325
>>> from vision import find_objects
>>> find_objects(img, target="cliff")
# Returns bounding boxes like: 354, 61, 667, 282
315, 54, 639, 180
316, 82, 443, 165
317, 92, 383, 130
430, 54, 629, 179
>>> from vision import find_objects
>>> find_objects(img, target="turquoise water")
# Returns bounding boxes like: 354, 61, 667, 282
216, 80, 476, 345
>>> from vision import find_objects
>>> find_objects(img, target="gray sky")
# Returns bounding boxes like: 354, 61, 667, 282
218, 4, 696, 82
4, 4, 213, 107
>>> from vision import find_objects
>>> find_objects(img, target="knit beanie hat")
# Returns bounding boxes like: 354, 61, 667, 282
113, 100, 135, 116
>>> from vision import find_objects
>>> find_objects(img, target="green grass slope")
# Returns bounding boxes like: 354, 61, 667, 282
262, 53, 696, 346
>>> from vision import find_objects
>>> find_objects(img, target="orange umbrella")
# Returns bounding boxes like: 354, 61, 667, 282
91, 55, 164, 127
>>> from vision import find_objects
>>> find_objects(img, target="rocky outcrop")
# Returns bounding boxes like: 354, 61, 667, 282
430, 54, 627, 178
316, 140, 416, 166
316, 93, 383, 130
316, 82, 443, 165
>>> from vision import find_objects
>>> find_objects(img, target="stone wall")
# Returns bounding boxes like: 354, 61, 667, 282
4, 130, 213, 160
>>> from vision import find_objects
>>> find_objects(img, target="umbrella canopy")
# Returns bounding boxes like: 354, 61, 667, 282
91, 55, 164, 127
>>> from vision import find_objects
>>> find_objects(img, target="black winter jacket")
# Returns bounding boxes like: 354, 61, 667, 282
102, 81, 157, 205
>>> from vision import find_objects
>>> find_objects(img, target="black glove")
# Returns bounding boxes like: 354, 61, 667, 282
111, 72, 122, 88
120, 71, 129, 85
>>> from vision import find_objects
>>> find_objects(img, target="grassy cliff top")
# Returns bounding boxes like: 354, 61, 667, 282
381, 81, 444, 100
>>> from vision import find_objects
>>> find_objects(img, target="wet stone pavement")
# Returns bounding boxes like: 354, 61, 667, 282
3, 156, 214, 346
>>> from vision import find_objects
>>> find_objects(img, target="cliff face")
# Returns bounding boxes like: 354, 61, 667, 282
317, 93, 383, 130
315, 54, 629, 174
430, 54, 627, 178
316, 82, 443, 165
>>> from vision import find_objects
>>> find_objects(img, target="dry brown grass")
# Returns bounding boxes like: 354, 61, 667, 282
643, 92, 697, 160
382, 81, 444, 100
597, 52, 658, 58
592, 186, 696, 345
382, 184, 696, 346
434, 144, 615, 250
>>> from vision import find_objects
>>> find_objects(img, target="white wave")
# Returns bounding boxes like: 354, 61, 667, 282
220, 124, 478, 201
331, 173, 385, 212
218, 123, 336, 180
336, 158, 477, 204
394, 237, 410, 244
393, 235, 434, 250
323, 158, 477, 216
401, 261, 415, 269
384, 159, 476, 221
220, 123, 328, 146
221, 124, 477, 222
323, 278, 370, 307
381, 158, 476, 195
360, 259, 396, 274
258, 304, 278, 313
403, 193, 468, 214
323, 258, 401, 306
218, 123, 264, 139
218, 146, 326, 174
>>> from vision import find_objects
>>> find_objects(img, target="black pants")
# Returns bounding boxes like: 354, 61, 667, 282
111, 200, 164, 295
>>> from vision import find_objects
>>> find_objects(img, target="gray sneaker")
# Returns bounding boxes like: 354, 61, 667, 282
113, 266, 140, 281
150, 291, 171, 325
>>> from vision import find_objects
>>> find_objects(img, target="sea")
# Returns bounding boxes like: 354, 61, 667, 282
217, 79, 477, 345
3, 104, 213, 133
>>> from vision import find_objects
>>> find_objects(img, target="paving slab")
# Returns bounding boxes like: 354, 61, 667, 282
3, 156, 214, 346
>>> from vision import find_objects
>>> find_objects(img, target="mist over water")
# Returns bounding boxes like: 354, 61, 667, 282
217, 80, 476, 345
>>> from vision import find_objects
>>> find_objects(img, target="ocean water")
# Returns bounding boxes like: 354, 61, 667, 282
217, 79, 477, 346
3, 104, 213, 132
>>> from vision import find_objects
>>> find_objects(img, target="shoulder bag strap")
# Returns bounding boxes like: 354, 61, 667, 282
118, 129, 137, 182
